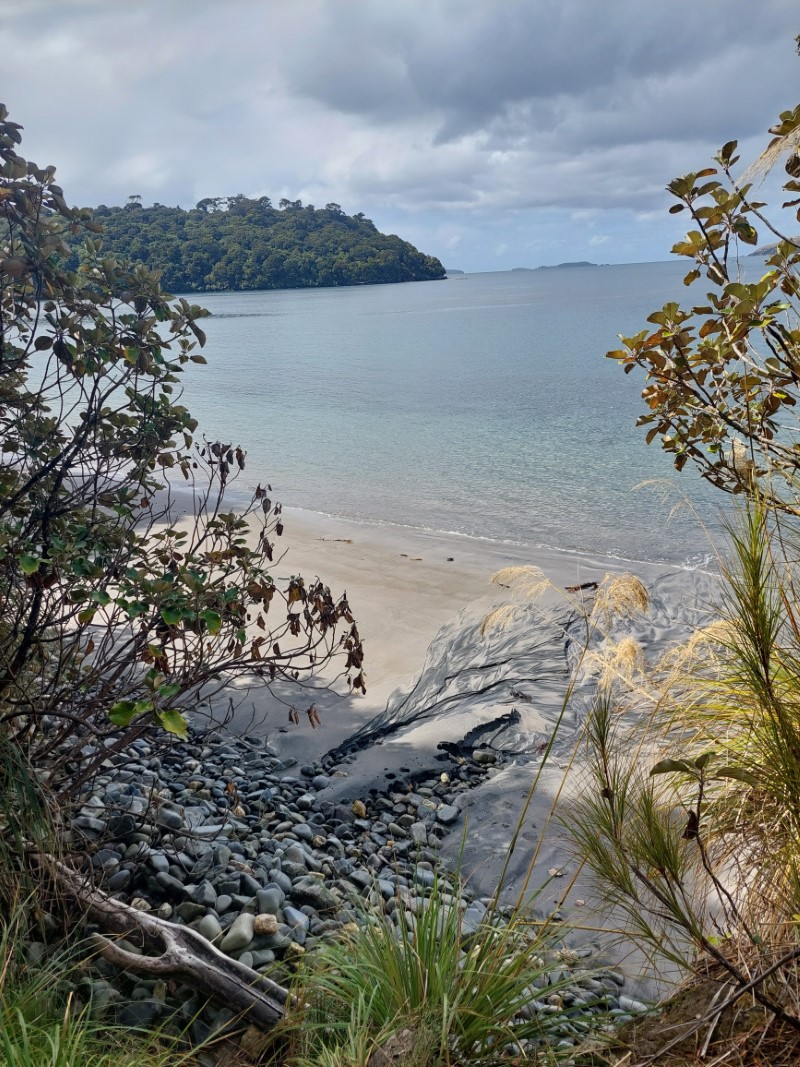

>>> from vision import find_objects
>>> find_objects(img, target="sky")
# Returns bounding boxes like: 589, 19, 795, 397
2, 0, 798, 271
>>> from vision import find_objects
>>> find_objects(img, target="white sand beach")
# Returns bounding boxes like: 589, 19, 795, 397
186, 499, 720, 997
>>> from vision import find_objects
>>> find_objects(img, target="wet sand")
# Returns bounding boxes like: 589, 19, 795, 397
178, 498, 720, 998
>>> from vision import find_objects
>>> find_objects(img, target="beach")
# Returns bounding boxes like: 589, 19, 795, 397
196, 502, 719, 996
217, 504, 715, 753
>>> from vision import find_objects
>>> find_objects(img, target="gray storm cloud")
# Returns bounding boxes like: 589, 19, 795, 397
1, 0, 797, 267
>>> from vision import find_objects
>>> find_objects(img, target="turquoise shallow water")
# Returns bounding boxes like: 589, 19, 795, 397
176, 263, 737, 566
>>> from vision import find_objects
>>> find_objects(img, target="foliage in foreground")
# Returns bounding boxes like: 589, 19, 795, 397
608, 103, 800, 514
570, 92, 800, 1054
0, 904, 202, 1067
572, 503, 800, 1018
280, 874, 591, 1067
0, 102, 363, 801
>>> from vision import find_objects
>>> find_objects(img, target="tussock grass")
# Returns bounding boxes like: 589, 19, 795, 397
584, 636, 645, 691
281, 873, 592, 1066
0, 903, 202, 1067
490, 565, 549, 601
480, 603, 520, 637
568, 502, 800, 1043
591, 573, 650, 627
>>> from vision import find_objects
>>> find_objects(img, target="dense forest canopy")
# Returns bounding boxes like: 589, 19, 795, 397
68, 195, 446, 292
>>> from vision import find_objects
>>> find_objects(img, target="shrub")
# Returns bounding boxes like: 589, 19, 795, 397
0, 102, 363, 799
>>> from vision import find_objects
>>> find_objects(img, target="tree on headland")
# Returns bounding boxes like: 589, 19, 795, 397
67, 195, 445, 292
0, 102, 364, 803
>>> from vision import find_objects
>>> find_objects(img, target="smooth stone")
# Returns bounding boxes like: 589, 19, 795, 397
189, 880, 217, 908
269, 870, 293, 895
291, 878, 339, 913
251, 949, 276, 968
436, 805, 459, 825
280, 860, 307, 881
472, 749, 497, 765
619, 996, 649, 1014
118, 999, 164, 1029
106, 869, 132, 891
149, 853, 169, 874
215, 876, 241, 895
177, 901, 206, 922
410, 822, 427, 845
349, 870, 372, 892
156, 808, 183, 831
72, 815, 106, 836
283, 906, 310, 932
240, 872, 262, 896
256, 887, 284, 914
107, 813, 137, 838
220, 912, 255, 954
213, 844, 232, 867
197, 914, 223, 942
215, 894, 233, 914
155, 871, 188, 898
282, 845, 308, 867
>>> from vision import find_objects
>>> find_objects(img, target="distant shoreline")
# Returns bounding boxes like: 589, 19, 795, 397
513, 261, 601, 271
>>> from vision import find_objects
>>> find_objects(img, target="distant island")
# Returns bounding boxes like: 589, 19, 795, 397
749, 238, 800, 257
513, 261, 599, 271
67, 195, 445, 292
445, 268, 465, 274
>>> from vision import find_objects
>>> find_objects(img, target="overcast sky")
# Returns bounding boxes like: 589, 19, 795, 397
2, 0, 798, 270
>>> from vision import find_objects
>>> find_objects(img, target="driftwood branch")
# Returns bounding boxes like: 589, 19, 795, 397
41, 855, 290, 1029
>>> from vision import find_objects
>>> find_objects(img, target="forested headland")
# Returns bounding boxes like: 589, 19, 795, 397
68, 195, 446, 292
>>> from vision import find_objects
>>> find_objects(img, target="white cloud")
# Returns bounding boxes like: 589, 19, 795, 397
1, 0, 796, 269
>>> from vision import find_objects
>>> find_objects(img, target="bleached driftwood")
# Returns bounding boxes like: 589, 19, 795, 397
43, 856, 290, 1029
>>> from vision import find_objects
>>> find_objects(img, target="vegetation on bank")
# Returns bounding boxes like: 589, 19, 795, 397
569, 102, 800, 1064
4, 74, 800, 1067
65, 195, 445, 292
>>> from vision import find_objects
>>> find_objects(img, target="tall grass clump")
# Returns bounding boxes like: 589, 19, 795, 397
0, 731, 55, 909
0, 901, 207, 1067
569, 501, 800, 1045
281, 873, 594, 1066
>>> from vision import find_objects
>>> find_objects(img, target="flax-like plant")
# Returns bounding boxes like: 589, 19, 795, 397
282, 872, 594, 1066
569, 500, 800, 1033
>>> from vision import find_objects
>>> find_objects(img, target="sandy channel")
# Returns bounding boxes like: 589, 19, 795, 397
187, 501, 718, 998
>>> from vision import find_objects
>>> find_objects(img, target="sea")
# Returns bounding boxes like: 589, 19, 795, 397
175, 261, 753, 569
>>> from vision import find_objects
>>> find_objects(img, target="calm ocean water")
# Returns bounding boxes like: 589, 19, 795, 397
176, 263, 743, 567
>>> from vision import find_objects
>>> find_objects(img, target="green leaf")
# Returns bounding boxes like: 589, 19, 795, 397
156, 708, 188, 739
90, 589, 111, 606
160, 605, 182, 626
694, 751, 716, 770
650, 758, 696, 777
200, 609, 222, 634
19, 555, 39, 575
108, 700, 137, 727
77, 607, 96, 625
158, 682, 181, 699
714, 766, 759, 786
